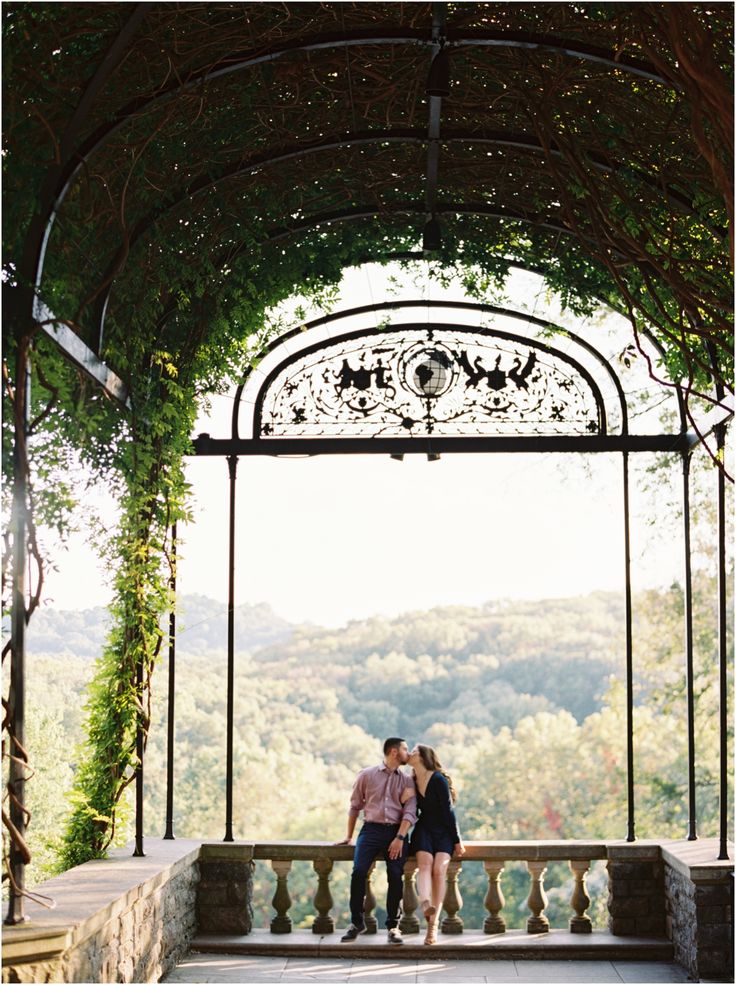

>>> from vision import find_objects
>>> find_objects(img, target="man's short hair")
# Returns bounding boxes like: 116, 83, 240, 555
383, 736, 405, 756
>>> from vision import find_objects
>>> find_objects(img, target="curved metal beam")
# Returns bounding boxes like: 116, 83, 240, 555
123, 126, 698, 242
262, 201, 574, 245
92, 125, 704, 339
44, 26, 670, 218
31, 26, 669, 321
101, 198, 610, 348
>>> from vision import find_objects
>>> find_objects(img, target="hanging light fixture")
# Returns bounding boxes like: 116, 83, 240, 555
426, 46, 450, 98
422, 215, 442, 252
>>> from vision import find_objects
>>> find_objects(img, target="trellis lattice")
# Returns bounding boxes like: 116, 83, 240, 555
253, 326, 604, 439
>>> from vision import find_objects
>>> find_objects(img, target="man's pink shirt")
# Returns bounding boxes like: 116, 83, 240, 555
348, 763, 417, 825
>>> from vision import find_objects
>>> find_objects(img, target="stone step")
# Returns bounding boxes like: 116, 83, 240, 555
192, 928, 674, 962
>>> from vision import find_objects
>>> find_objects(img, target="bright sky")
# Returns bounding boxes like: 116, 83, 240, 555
39, 264, 687, 627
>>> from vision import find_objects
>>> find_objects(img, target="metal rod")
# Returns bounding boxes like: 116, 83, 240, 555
164, 521, 177, 840
682, 451, 697, 839
192, 434, 697, 459
133, 646, 145, 857
5, 347, 30, 925
224, 455, 238, 842
623, 451, 635, 842
716, 424, 730, 860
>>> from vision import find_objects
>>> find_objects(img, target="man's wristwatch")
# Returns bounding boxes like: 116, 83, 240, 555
396, 833, 406, 841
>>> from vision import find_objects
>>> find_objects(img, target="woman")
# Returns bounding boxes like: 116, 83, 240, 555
407, 743, 465, 945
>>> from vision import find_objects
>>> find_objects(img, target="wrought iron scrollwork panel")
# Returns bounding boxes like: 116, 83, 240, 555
255, 327, 604, 438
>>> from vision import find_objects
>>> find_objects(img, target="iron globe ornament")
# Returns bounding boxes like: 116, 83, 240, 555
409, 348, 454, 398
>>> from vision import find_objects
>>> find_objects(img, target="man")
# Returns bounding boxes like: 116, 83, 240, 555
336, 737, 417, 945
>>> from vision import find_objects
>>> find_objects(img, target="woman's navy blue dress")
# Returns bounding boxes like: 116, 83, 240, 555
410, 771, 460, 856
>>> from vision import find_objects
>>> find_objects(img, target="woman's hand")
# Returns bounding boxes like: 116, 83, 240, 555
334, 837, 354, 846
453, 841, 466, 858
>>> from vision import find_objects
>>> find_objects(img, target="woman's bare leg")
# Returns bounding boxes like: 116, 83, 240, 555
431, 852, 451, 915
416, 851, 434, 911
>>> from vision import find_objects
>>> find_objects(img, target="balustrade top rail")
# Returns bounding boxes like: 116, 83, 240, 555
199, 839, 625, 939
218, 840, 612, 862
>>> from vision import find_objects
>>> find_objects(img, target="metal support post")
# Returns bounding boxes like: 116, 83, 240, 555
715, 425, 730, 860
5, 348, 31, 925
623, 452, 635, 842
164, 521, 177, 840
133, 646, 145, 856
682, 451, 697, 839
224, 455, 238, 841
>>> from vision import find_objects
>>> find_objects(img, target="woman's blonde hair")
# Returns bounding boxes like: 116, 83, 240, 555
416, 743, 457, 803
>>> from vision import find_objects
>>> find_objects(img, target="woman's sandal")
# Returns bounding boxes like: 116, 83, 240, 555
424, 921, 438, 945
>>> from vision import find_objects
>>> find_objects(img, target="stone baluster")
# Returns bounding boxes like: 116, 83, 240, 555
270, 859, 293, 934
569, 859, 593, 933
363, 861, 378, 934
312, 858, 335, 934
399, 857, 420, 934
483, 860, 506, 934
440, 859, 464, 934
526, 861, 550, 933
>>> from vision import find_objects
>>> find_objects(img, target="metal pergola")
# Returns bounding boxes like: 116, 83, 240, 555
4, 2, 732, 928
139, 297, 730, 870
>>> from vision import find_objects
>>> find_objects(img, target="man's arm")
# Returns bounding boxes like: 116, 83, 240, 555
388, 780, 417, 859
335, 813, 358, 846
334, 771, 364, 845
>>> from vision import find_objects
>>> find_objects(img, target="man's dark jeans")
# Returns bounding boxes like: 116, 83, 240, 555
350, 821, 406, 929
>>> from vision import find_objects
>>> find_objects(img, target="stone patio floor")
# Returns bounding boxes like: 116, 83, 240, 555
162, 953, 698, 984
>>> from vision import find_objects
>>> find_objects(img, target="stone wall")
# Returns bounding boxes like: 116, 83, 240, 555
663, 844, 733, 982
62, 858, 199, 984
3, 840, 201, 985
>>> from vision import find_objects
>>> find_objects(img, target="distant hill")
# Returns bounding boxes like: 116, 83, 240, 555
250, 591, 625, 729
27, 591, 623, 725
26, 593, 295, 659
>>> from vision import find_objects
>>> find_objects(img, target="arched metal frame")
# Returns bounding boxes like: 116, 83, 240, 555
182, 298, 701, 850
25, 21, 679, 377
94, 126, 708, 342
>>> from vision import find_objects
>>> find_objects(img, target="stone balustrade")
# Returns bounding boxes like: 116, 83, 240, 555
250, 840, 608, 936
2, 838, 732, 983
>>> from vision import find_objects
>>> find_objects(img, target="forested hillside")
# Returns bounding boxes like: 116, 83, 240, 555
23, 583, 731, 929
26, 593, 294, 658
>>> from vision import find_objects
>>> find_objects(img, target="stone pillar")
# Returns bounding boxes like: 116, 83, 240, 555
270, 860, 292, 934
400, 858, 420, 934
363, 861, 378, 934
312, 858, 335, 934
483, 860, 506, 934
440, 860, 463, 934
569, 859, 592, 933
608, 845, 665, 936
526, 861, 549, 933
197, 849, 254, 935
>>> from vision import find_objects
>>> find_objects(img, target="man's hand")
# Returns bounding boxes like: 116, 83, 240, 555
334, 837, 354, 846
388, 837, 404, 860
